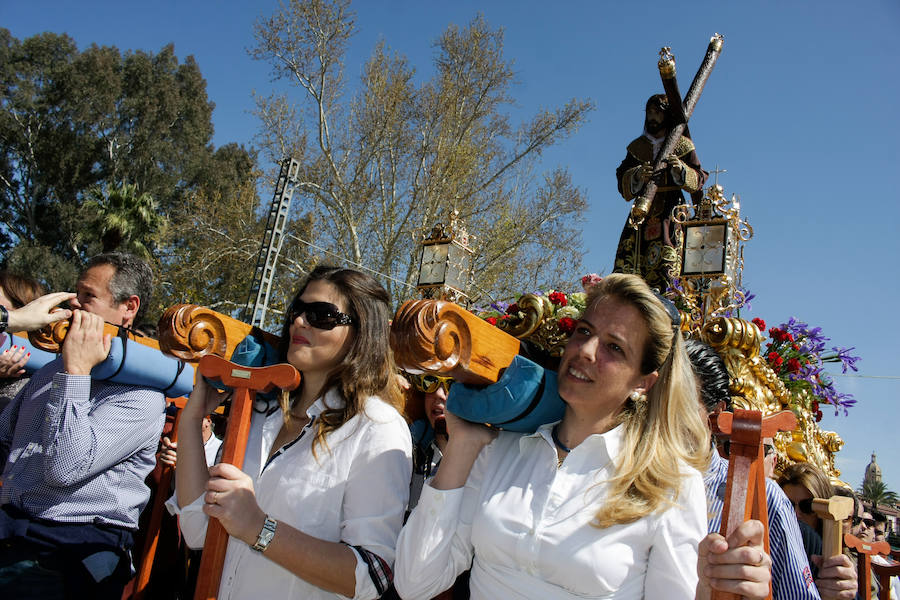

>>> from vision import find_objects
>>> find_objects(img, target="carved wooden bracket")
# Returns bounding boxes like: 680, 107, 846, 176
391, 299, 520, 385
158, 304, 280, 363
28, 318, 161, 353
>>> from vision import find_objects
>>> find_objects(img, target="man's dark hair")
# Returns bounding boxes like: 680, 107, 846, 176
84, 252, 154, 322
646, 93, 670, 114
873, 510, 886, 523
684, 338, 731, 413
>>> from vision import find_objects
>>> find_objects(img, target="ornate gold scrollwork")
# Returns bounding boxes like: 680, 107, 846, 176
498, 293, 549, 339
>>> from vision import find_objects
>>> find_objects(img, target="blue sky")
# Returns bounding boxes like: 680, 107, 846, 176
4, 0, 898, 492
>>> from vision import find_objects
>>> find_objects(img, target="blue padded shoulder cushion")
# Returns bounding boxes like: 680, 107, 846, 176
2, 332, 194, 397
446, 354, 564, 433
205, 333, 282, 400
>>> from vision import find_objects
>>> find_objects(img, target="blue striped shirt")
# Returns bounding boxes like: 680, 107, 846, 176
705, 451, 821, 600
0, 358, 165, 530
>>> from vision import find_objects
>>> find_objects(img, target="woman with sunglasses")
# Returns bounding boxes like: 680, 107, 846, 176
394, 274, 765, 600
172, 266, 412, 600
777, 462, 834, 578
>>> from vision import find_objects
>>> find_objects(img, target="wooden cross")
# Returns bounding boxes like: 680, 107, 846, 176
630, 33, 724, 226
192, 355, 301, 600
710, 165, 727, 187
712, 408, 797, 600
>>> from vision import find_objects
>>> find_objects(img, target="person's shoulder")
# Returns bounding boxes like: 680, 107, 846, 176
627, 136, 653, 158
96, 379, 166, 406
360, 394, 406, 421
674, 135, 696, 155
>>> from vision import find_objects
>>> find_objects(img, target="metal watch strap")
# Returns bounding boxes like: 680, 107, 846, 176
250, 515, 277, 552
0, 305, 7, 334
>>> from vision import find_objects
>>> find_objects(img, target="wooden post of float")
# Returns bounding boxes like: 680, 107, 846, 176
193, 355, 300, 600
812, 497, 853, 560
844, 535, 892, 600
712, 409, 797, 600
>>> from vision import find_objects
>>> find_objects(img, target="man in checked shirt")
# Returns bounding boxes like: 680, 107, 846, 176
0, 252, 166, 599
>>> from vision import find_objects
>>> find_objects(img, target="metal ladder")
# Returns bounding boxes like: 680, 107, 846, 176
243, 157, 300, 328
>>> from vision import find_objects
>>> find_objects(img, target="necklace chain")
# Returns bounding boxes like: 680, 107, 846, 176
551, 424, 573, 453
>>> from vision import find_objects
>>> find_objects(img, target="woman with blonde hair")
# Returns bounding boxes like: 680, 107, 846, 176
171, 266, 412, 599
394, 273, 716, 599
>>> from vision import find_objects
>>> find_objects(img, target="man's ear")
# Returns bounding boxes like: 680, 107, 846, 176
122, 294, 140, 325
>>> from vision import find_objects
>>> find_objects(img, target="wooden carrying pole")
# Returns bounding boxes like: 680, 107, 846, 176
711, 408, 797, 600
844, 535, 892, 600
131, 404, 186, 600
192, 355, 300, 600
812, 497, 854, 561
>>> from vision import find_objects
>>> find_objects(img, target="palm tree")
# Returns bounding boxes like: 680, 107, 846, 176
81, 182, 164, 259
858, 479, 899, 508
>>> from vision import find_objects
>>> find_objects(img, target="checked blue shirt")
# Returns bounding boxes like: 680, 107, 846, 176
0, 358, 165, 530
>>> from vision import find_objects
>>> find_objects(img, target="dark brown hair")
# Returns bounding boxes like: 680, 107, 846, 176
279, 266, 403, 454
0, 271, 44, 309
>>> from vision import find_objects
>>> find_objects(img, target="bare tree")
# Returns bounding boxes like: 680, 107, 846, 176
251, 1, 594, 303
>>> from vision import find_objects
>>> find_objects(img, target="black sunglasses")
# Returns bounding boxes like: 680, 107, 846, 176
287, 299, 356, 330
790, 497, 815, 515
852, 516, 876, 528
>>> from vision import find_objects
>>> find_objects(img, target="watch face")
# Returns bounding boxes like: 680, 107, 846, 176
682, 224, 726, 275
417, 244, 449, 285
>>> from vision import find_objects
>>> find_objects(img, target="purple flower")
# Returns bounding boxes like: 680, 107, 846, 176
490, 301, 510, 313
832, 346, 860, 373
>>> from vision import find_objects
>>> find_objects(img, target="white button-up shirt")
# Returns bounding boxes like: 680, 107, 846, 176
394, 423, 706, 599
171, 389, 412, 600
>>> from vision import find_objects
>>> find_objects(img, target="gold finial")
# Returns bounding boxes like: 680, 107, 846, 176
658, 46, 676, 78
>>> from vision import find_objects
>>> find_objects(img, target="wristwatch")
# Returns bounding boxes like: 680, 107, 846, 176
0, 305, 8, 334
250, 515, 277, 552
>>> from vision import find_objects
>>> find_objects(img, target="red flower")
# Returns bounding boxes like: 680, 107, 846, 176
786, 358, 801, 373
580, 273, 603, 289
485, 316, 498, 326
767, 352, 783, 368
791, 343, 800, 351
811, 401, 819, 412
558, 317, 577, 334
786, 333, 794, 342
815, 410, 823, 422
752, 318, 766, 331
506, 303, 520, 314
768, 327, 782, 339
549, 291, 568, 306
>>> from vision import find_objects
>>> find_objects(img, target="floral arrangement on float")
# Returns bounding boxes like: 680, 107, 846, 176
474, 272, 860, 426
753, 316, 860, 420
473, 274, 602, 356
